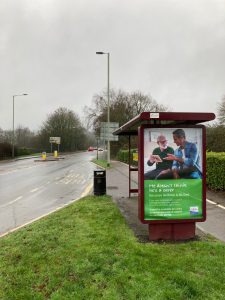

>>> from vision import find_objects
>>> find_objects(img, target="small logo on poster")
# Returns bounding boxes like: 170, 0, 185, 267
190, 206, 199, 215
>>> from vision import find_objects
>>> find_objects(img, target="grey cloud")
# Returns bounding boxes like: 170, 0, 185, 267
0, 0, 225, 130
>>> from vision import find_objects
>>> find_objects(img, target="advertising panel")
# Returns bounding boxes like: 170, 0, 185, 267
141, 125, 205, 222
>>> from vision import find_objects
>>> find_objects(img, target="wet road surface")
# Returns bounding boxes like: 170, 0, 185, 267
0, 152, 96, 236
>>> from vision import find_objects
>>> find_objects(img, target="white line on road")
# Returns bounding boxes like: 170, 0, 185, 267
0, 196, 23, 209
207, 198, 225, 210
206, 199, 216, 205
9, 196, 23, 204
0, 182, 93, 239
217, 204, 225, 210
64, 180, 72, 184
30, 188, 39, 193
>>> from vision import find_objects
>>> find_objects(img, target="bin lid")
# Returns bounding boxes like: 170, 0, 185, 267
94, 170, 106, 174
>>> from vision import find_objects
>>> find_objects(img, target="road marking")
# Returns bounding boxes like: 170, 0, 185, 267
207, 198, 225, 210
67, 174, 74, 178
30, 188, 39, 193
217, 204, 225, 210
65, 179, 72, 184
0, 196, 23, 208
81, 183, 93, 197
206, 199, 216, 205
0, 182, 93, 239
9, 196, 23, 205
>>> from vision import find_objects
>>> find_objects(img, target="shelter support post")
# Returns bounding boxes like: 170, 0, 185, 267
129, 135, 131, 198
128, 135, 138, 198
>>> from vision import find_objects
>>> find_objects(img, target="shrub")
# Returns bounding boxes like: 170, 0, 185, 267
116, 149, 138, 166
206, 152, 225, 190
206, 126, 225, 152
0, 142, 12, 159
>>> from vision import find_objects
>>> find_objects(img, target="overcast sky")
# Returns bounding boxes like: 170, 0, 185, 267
1, 0, 225, 131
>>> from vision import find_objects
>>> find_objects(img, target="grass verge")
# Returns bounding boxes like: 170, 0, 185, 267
92, 159, 110, 169
0, 195, 225, 300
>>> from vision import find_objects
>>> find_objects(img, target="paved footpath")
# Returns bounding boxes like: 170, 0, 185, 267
106, 161, 225, 243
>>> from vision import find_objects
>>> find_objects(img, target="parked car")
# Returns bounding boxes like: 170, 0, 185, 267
98, 148, 104, 151
88, 147, 94, 151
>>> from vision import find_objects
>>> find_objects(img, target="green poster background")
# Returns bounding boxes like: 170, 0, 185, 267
144, 179, 202, 220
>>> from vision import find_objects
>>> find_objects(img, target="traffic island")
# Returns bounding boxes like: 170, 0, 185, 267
34, 156, 60, 162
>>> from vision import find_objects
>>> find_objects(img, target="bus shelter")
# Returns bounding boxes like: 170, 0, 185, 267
113, 112, 215, 241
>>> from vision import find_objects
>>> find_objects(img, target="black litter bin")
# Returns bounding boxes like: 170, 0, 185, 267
94, 170, 106, 196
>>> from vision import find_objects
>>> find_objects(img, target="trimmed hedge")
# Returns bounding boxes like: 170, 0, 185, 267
0, 142, 12, 159
16, 147, 36, 156
117, 149, 225, 190
206, 152, 225, 190
0, 143, 41, 160
117, 149, 138, 166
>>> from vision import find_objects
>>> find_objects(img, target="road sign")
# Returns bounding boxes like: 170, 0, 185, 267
49, 137, 61, 144
100, 122, 119, 128
100, 122, 119, 141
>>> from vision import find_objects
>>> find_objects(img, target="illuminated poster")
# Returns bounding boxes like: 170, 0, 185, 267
143, 127, 203, 221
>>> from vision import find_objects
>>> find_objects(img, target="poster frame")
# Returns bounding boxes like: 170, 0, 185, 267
138, 124, 206, 224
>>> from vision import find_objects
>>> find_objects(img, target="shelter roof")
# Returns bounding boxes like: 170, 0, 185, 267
113, 112, 215, 136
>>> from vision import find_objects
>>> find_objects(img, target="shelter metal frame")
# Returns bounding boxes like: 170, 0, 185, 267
113, 111, 215, 240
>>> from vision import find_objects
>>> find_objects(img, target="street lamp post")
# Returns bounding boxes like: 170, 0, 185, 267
12, 93, 28, 158
96, 51, 110, 166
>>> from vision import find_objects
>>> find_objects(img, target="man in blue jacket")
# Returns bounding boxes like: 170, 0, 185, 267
164, 129, 202, 179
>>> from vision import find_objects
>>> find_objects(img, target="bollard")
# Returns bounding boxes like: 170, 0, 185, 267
42, 152, 46, 160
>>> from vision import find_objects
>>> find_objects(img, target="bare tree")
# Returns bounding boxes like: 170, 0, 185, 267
84, 89, 169, 156
1, 130, 12, 144
0, 128, 4, 143
16, 126, 36, 148
39, 107, 88, 152
84, 88, 169, 131
218, 95, 225, 125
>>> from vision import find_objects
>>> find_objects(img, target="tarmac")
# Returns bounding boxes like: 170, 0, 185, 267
106, 160, 225, 243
